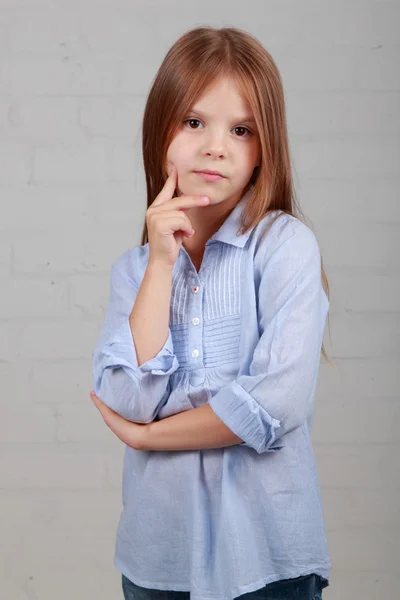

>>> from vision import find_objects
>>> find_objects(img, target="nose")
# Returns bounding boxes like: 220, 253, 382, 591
203, 129, 227, 159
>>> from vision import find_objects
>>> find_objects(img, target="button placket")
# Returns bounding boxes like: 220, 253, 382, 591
189, 278, 203, 366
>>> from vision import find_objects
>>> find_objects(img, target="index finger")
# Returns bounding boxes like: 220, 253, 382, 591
151, 164, 177, 207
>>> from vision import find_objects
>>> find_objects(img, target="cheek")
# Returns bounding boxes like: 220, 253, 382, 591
167, 133, 195, 168
167, 135, 183, 161
242, 142, 260, 169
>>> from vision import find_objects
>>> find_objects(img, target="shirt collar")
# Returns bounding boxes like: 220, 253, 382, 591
208, 187, 255, 248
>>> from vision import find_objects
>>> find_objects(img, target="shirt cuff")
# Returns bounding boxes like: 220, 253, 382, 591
208, 380, 284, 454
99, 320, 179, 377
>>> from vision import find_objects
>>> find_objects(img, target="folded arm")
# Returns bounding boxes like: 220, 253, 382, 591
92, 251, 180, 424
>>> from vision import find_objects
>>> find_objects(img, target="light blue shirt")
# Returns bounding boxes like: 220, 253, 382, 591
92, 188, 331, 600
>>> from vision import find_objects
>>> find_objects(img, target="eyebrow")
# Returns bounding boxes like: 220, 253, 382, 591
189, 108, 256, 125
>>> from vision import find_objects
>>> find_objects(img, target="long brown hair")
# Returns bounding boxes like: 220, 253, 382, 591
140, 26, 334, 366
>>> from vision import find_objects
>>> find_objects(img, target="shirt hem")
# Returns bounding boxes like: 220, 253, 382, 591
115, 556, 331, 598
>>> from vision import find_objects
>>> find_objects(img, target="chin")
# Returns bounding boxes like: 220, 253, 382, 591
177, 179, 208, 197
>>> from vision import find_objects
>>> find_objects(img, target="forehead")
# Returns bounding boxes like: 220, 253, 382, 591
191, 75, 252, 115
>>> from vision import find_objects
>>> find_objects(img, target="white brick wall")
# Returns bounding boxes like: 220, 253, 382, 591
0, 1, 399, 598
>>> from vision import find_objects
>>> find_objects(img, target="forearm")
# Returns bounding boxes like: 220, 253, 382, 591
143, 403, 243, 451
129, 260, 173, 367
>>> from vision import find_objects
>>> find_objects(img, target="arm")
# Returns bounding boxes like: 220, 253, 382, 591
129, 259, 174, 367
144, 226, 329, 453
92, 251, 179, 424
90, 391, 241, 451
144, 403, 242, 451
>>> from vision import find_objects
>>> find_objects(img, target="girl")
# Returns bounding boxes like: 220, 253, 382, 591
91, 26, 334, 600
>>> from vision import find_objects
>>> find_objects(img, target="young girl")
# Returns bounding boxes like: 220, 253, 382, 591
90, 26, 333, 600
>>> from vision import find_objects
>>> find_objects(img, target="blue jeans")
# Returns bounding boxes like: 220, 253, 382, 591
122, 573, 325, 600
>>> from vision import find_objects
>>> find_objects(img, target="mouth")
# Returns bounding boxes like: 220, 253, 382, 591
194, 169, 226, 182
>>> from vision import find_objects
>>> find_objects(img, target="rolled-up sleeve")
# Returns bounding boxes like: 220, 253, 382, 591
208, 227, 329, 454
92, 255, 180, 423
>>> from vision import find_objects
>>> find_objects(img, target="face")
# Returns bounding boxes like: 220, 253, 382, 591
165, 75, 261, 208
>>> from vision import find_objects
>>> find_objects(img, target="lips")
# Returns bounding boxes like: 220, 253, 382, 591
194, 169, 225, 177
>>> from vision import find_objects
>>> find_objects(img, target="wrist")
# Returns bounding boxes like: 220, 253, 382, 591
147, 259, 174, 275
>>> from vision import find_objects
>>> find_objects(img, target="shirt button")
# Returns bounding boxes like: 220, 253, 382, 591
192, 317, 200, 326
192, 286, 200, 293
192, 349, 200, 358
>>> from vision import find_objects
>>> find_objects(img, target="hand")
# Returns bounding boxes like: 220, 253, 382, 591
146, 164, 210, 268
90, 391, 148, 450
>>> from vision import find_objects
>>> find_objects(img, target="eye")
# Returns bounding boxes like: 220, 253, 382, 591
184, 118, 203, 129
183, 119, 252, 137
233, 126, 252, 138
